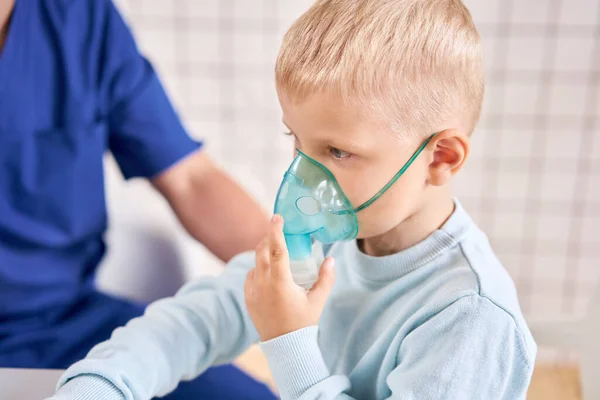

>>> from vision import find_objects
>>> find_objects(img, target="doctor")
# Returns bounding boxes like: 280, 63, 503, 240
0, 0, 276, 398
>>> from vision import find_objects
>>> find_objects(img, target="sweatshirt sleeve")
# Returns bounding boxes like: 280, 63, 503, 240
50, 252, 258, 400
260, 295, 535, 400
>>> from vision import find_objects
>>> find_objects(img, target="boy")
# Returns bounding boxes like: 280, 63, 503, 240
49, 0, 537, 399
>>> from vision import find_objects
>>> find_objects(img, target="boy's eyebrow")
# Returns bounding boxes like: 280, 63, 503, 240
321, 137, 370, 154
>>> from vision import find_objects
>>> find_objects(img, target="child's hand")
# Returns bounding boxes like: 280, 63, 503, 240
244, 215, 335, 342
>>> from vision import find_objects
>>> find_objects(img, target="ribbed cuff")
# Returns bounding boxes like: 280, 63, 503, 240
49, 374, 125, 400
260, 326, 330, 400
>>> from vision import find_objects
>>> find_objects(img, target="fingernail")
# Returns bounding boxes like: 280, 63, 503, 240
272, 214, 282, 224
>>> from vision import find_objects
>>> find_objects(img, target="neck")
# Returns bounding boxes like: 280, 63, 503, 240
0, 0, 15, 51
361, 188, 455, 257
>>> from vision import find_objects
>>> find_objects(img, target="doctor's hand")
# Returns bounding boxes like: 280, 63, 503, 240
244, 215, 335, 342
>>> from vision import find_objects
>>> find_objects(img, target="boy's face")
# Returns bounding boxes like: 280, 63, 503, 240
280, 93, 433, 239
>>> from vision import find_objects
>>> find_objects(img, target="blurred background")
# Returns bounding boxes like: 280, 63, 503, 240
101, 0, 599, 369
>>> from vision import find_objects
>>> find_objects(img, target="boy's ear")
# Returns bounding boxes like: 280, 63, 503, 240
427, 129, 470, 186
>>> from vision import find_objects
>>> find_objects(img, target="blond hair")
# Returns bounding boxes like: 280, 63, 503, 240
275, 0, 484, 136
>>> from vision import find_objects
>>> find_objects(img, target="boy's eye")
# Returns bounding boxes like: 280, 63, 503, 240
329, 147, 352, 160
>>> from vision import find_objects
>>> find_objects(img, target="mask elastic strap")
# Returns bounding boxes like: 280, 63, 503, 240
353, 133, 438, 213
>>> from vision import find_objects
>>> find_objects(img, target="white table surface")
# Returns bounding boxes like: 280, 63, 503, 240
0, 368, 63, 399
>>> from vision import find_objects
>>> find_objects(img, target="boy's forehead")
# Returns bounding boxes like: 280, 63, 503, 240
282, 94, 358, 133
283, 94, 350, 125
280, 93, 397, 151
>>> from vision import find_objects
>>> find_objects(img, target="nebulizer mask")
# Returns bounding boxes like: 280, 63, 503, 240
274, 134, 436, 288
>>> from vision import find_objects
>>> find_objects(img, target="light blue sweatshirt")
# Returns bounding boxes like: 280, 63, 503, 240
49, 201, 537, 400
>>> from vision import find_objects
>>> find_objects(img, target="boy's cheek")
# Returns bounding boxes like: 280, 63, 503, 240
355, 187, 418, 238
343, 163, 429, 239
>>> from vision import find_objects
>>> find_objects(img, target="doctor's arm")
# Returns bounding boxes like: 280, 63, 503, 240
97, 0, 268, 263
152, 150, 269, 262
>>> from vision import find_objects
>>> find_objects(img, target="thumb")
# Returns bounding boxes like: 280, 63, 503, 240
308, 257, 336, 306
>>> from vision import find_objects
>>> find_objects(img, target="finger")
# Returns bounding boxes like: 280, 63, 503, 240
268, 214, 292, 281
254, 237, 270, 278
308, 257, 336, 306
244, 268, 256, 305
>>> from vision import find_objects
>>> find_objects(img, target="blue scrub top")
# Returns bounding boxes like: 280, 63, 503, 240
0, 0, 201, 325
